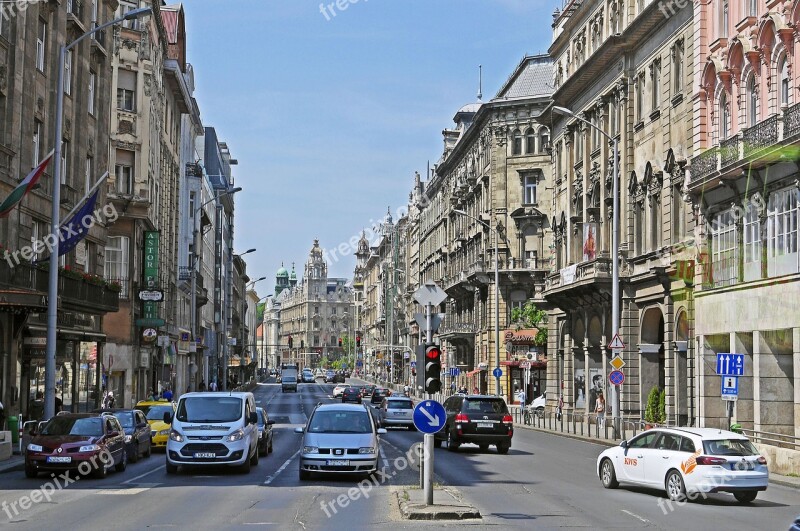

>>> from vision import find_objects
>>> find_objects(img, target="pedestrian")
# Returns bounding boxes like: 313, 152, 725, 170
450, 381, 456, 394
29, 390, 44, 421
517, 388, 526, 406
209, 380, 218, 392
199, 379, 206, 392
163, 387, 173, 401
54, 394, 63, 413
594, 391, 606, 428
472, 386, 479, 394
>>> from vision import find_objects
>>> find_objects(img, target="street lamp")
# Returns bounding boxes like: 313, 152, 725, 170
552, 105, 620, 435
45, 6, 153, 419
453, 209, 502, 397
191, 186, 241, 393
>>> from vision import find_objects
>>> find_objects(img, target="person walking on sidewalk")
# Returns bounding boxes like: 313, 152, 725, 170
594, 391, 606, 428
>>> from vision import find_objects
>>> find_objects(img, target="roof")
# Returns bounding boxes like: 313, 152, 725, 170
315, 403, 369, 412
493, 54, 554, 100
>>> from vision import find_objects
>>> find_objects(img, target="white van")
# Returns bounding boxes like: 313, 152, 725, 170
164, 391, 259, 474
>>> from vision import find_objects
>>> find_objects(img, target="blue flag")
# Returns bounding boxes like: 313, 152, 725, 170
59, 190, 99, 256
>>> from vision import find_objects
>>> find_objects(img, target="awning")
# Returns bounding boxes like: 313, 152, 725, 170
0, 289, 47, 311
26, 324, 106, 342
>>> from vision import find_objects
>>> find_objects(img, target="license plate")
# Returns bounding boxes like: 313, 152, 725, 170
326, 459, 349, 466
394, 412, 406, 416
733, 461, 754, 471
194, 452, 216, 458
477, 422, 493, 429
46, 456, 72, 463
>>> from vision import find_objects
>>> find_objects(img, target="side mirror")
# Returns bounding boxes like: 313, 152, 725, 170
294, 427, 304, 433
163, 412, 173, 424
249, 412, 258, 425
620, 440, 628, 448
267, 419, 275, 425
377, 428, 387, 435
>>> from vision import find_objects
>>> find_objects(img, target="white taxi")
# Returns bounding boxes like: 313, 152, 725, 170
597, 427, 768, 504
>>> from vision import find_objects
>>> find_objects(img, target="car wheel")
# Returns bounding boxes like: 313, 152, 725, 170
665, 470, 686, 501
165, 460, 178, 474
131, 442, 139, 463
299, 467, 311, 480
534, 407, 544, 419
496, 443, 510, 454
239, 453, 252, 474
24, 462, 38, 479
446, 429, 459, 452
600, 458, 619, 489
250, 445, 259, 466
144, 440, 152, 458
116, 449, 127, 472
268, 437, 273, 454
733, 491, 758, 503
93, 460, 108, 479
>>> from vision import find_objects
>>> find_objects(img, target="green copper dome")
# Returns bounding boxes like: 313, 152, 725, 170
276, 265, 289, 278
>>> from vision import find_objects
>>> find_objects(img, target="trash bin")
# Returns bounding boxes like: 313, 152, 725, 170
8, 416, 18, 444
730, 423, 742, 434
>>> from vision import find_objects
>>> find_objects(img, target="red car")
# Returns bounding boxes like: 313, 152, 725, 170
25, 413, 127, 479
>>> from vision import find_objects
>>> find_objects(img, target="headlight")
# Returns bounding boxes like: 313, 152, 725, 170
302, 446, 319, 454
158, 429, 170, 436
358, 447, 375, 454
169, 430, 184, 442
124, 435, 132, 443
27, 444, 42, 452
79, 444, 100, 452
226, 429, 244, 442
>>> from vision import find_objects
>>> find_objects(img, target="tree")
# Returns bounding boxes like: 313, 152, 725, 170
644, 387, 661, 424
658, 388, 667, 424
509, 301, 548, 346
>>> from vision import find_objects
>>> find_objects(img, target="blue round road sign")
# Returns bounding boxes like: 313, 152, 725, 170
609, 370, 625, 386
413, 400, 446, 434
492, 367, 503, 378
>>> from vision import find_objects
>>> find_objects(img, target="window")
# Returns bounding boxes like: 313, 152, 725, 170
743, 201, 761, 281
64, 50, 72, 96
119, 1, 140, 29
672, 41, 684, 95
720, 0, 729, 33
747, 0, 757, 16
711, 209, 738, 287
575, 129, 583, 162
672, 185, 685, 242
115, 149, 134, 195
609, 100, 618, 136
91, 0, 98, 26
60, 141, 68, 185
36, 20, 46, 71
650, 192, 661, 251
88, 72, 96, 115
117, 70, 136, 112
650, 61, 661, 111
746, 74, 759, 127
512, 130, 522, 155
636, 74, 644, 122
31, 219, 48, 261
779, 55, 790, 108
539, 127, 550, 153
591, 113, 600, 151
719, 92, 730, 140
33, 121, 41, 168
523, 174, 537, 204
189, 192, 195, 219
629, 432, 658, 449
85, 157, 92, 195
766, 187, 799, 277
525, 128, 536, 154
635, 201, 644, 255
105, 236, 130, 299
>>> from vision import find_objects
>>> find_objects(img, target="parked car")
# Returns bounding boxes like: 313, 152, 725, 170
434, 394, 513, 454
530, 392, 546, 418
370, 388, 391, 406
135, 400, 177, 451
256, 407, 275, 456
377, 396, 415, 429
295, 403, 386, 479
25, 413, 127, 478
341, 387, 362, 404
95, 408, 152, 462
332, 385, 347, 398
597, 427, 769, 504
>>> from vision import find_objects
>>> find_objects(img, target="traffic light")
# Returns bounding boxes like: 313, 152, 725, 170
300, 339, 304, 349
356, 336, 361, 348
424, 344, 442, 394
288, 335, 293, 349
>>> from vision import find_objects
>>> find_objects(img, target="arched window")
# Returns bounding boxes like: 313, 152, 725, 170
779, 55, 790, 107
512, 130, 522, 155
539, 127, 550, 153
746, 74, 759, 126
719, 92, 730, 140
525, 128, 536, 154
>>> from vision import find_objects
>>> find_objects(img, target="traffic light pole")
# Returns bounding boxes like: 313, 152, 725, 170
424, 301, 434, 506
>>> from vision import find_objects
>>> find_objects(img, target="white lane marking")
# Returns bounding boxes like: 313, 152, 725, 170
621, 509, 649, 523
96, 487, 150, 495
123, 464, 165, 484
379, 445, 390, 470
263, 449, 301, 485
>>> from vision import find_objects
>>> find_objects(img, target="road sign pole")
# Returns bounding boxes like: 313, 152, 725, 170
726, 398, 733, 430
424, 433, 433, 505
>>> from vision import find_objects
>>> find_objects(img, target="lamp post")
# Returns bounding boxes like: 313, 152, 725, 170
453, 209, 501, 397
191, 187, 241, 393
44, 6, 153, 420
224, 248, 255, 390
552, 105, 620, 435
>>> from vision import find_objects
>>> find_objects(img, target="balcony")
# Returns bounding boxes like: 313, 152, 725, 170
742, 114, 778, 157
438, 319, 477, 340
543, 257, 613, 309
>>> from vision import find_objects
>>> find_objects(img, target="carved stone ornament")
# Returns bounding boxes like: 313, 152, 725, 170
37, 97, 44, 112
0, 65, 6, 94
118, 120, 134, 135
494, 125, 508, 147
143, 74, 152, 97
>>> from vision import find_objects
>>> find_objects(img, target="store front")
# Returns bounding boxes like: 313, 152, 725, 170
502, 329, 547, 405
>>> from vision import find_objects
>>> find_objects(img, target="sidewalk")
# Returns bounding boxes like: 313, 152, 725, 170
0, 453, 24, 474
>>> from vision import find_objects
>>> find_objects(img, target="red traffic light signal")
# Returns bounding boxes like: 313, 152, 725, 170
338, 337, 343, 347
424, 343, 442, 393
425, 345, 441, 359
356, 336, 361, 348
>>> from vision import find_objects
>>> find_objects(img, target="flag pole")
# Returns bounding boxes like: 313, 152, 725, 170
61, 171, 109, 221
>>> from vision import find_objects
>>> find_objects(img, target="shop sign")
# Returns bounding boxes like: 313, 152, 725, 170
504, 329, 542, 345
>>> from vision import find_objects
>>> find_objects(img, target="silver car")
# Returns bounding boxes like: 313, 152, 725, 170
295, 403, 386, 479
378, 396, 415, 430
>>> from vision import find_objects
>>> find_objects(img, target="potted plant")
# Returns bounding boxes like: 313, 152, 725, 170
644, 386, 661, 429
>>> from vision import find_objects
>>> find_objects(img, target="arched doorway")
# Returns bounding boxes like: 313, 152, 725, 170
639, 307, 665, 415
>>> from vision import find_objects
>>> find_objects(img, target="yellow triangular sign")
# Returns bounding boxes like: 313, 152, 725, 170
608, 333, 625, 350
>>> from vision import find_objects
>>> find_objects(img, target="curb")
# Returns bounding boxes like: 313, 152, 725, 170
395, 491, 481, 521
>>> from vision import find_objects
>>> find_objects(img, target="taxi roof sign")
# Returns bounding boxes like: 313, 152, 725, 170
608, 333, 625, 350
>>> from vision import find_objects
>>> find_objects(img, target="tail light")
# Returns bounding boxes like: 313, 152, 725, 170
454, 413, 469, 423
757, 456, 767, 465
696, 456, 728, 466
502, 415, 513, 424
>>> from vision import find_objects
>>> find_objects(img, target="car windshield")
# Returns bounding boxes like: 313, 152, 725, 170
42, 417, 103, 437
143, 405, 174, 421
113, 412, 134, 428
703, 438, 759, 456
308, 410, 372, 433
464, 399, 508, 414
388, 400, 412, 410
176, 397, 243, 423
283, 377, 296, 383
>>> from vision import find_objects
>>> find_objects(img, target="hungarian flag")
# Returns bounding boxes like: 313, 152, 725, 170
0, 152, 54, 217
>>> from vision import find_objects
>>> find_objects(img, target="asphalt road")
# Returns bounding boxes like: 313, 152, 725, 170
0, 380, 797, 530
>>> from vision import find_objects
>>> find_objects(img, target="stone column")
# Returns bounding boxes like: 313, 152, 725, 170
794, 327, 800, 439
752, 331, 761, 431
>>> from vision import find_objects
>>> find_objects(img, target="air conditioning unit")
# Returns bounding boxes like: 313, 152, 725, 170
526, 352, 535, 361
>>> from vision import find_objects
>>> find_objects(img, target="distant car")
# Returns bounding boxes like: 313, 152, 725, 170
331, 373, 346, 384
282, 376, 298, 392
361, 385, 376, 398
332, 385, 347, 398
434, 394, 513, 454
301, 373, 315, 384
95, 408, 152, 462
370, 388, 391, 405
325, 371, 336, 383
377, 396, 415, 429
135, 400, 177, 451
597, 427, 769, 504
25, 413, 127, 478
256, 407, 275, 456
341, 387, 362, 404
295, 403, 386, 479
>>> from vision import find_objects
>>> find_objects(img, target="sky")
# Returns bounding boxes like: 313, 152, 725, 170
183, 0, 556, 296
